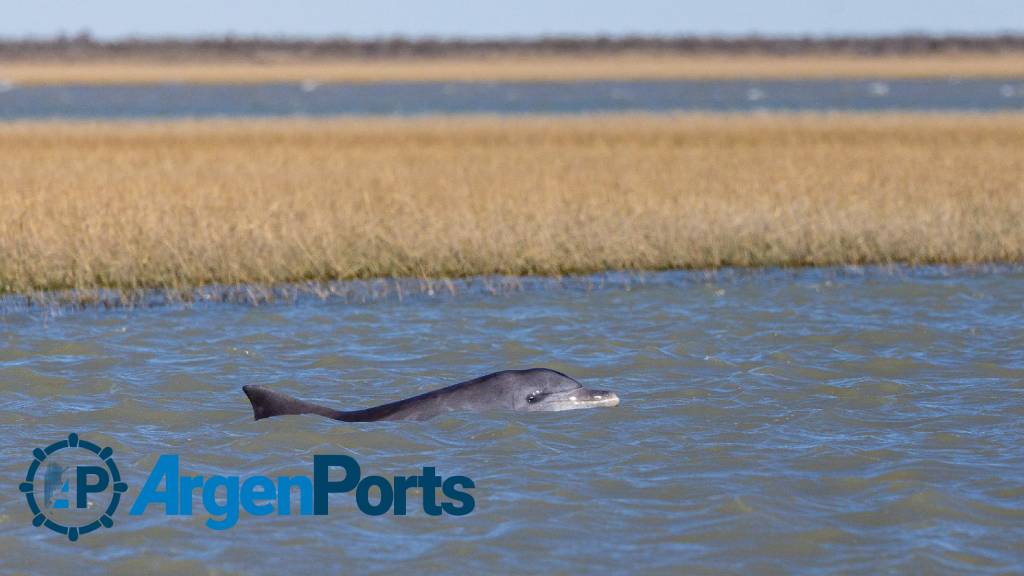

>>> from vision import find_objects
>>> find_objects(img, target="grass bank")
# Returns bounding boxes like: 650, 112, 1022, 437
4, 53, 1024, 85
1, 114, 1022, 297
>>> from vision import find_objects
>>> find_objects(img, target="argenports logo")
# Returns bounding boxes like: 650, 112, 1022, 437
22, 433, 475, 541
20, 433, 128, 541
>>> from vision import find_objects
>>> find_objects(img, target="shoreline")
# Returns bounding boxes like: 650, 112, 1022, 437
5, 263, 1020, 311
4, 53, 1024, 85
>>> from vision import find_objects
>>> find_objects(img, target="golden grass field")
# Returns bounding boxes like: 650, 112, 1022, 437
3, 53, 1024, 85
1, 114, 1022, 298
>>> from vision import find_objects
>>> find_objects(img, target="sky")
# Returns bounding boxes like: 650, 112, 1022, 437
0, 0, 1021, 39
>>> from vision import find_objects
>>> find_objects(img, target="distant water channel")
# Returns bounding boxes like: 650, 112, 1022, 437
2, 267, 1023, 573
1, 78, 1023, 119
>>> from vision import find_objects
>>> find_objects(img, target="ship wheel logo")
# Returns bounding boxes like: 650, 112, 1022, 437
20, 433, 128, 541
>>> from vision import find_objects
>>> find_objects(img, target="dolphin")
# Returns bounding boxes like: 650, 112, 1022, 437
243, 368, 619, 422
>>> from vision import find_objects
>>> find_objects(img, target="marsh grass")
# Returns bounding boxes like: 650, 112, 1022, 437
1, 114, 1023, 301
4, 53, 1024, 85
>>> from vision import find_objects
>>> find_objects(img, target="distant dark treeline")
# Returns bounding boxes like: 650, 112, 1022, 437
2, 33, 1024, 59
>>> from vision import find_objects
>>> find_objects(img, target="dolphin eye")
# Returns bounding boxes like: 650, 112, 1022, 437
527, 391, 546, 403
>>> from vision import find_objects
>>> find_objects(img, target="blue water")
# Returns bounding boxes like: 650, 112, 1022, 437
1, 267, 1023, 573
1, 79, 1023, 119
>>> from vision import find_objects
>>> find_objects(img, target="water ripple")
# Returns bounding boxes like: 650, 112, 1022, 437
1, 266, 1022, 573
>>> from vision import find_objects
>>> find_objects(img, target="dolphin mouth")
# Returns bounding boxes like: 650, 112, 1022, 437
580, 390, 620, 408
532, 388, 620, 411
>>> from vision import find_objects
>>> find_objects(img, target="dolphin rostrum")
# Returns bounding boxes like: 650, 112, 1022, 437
243, 368, 619, 422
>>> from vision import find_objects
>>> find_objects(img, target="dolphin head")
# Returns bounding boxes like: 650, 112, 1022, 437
509, 368, 620, 412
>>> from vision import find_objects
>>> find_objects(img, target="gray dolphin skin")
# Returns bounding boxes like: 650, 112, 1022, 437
243, 368, 619, 422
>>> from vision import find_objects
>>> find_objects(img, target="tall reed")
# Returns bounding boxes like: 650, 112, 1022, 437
1, 114, 1022, 297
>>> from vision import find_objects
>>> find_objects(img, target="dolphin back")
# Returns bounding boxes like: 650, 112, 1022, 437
243, 369, 549, 423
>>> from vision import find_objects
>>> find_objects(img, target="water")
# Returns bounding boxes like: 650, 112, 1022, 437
1, 78, 1023, 119
1, 266, 1022, 574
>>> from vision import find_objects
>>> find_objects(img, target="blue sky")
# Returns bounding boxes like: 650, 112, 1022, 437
1, 0, 1021, 39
